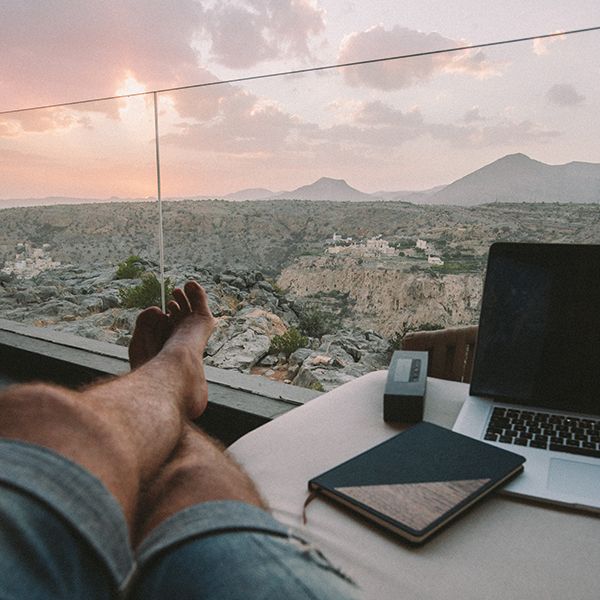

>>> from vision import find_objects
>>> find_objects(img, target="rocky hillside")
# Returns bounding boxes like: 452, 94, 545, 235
2, 200, 598, 276
0, 263, 391, 392
278, 256, 483, 337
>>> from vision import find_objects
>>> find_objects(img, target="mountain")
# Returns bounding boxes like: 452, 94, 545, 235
271, 177, 375, 202
427, 153, 600, 206
224, 187, 274, 201
373, 185, 446, 202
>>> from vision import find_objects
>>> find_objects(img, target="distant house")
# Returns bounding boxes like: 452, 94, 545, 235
416, 239, 428, 250
327, 235, 397, 257
365, 237, 397, 256
428, 255, 444, 266
1, 242, 61, 278
331, 232, 352, 243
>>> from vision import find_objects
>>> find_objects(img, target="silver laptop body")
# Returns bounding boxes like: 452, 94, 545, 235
453, 243, 600, 512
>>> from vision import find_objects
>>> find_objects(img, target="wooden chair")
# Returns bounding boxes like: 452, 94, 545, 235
401, 326, 478, 383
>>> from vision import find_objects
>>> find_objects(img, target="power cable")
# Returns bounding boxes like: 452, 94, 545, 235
1, 25, 599, 116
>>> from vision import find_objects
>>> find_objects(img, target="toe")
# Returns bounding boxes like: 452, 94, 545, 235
135, 306, 164, 328
173, 288, 191, 313
185, 281, 211, 315
167, 300, 181, 318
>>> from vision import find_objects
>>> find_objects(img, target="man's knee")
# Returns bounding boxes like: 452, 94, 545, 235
0, 382, 87, 437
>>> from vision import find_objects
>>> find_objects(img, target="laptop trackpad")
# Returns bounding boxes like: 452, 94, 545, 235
547, 459, 600, 499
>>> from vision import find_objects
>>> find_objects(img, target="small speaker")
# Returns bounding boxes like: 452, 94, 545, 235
383, 350, 428, 423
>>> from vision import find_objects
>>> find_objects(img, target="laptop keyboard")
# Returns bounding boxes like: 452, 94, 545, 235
485, 407, 600, 458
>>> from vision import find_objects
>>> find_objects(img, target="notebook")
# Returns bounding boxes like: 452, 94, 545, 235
453, 243, 600, 512
308, 422, 525, 544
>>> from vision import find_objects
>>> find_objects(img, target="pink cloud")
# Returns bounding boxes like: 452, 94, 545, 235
1, 1, 203, 127
2, 1, 327, 135
338, 25, 498, 90
164, 85, 303, 154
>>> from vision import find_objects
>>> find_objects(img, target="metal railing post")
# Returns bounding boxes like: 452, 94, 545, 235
153, 91, 166, 312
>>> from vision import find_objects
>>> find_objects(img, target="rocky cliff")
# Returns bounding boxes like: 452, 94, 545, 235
278, 256, 483, 336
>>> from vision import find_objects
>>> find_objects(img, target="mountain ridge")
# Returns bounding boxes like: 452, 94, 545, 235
428, 153, 600, 205
3, 154, 600, 208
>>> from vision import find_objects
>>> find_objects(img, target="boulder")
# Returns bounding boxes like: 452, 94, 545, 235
205, 329, 271, 372
204, 307, 287, 372
80, 296, 105, 313
288, 347, 313, 369
292, 365, 355, 392
257, 354, 279, 367
237, 307, 287, 337
205, 317, 232, 356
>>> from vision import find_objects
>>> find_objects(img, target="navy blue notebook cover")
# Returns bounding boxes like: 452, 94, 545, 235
309, 422, 525, 544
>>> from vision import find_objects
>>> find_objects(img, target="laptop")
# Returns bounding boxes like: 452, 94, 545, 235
453, 242, 600, 512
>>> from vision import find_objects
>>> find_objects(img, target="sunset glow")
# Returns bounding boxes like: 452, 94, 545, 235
1, 1, 599, 203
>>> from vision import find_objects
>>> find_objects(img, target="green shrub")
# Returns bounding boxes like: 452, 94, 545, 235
119, 273, 174, 309
116, 255, 144, 279
308, 381, 325, 392
270, 327, 308, 358
298, 308, 338, 338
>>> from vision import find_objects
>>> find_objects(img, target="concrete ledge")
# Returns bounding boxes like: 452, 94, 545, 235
0, 317, 321, 444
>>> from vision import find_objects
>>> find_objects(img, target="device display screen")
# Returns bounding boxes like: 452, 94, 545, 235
470, 243, 600, 415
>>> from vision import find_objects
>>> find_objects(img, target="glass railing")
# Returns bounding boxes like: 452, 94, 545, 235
0, 96, 161, 345
1, 29, 599, 392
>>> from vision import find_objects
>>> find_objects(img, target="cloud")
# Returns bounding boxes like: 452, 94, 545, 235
1, 1, 204, 133
337, 25, 499, 90
203, 0, 326, 68
1, 1, 328, 136
162, 85, 305, 154
167, 87, 561, 159
429, 119, 561, 147
546, 84, 585, 107
2, 2, 202, 108
463, 106, 484, 123
532, 32, 566, 56
0, 109, 86, 138
310, 100, 560, 149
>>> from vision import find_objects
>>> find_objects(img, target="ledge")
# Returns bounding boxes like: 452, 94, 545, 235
0, 318, 321, 444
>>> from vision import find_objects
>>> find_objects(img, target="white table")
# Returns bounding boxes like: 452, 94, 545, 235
229, 371, 600, 600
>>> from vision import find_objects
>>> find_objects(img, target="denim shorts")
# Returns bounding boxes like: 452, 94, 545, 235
0, 439, 361, 599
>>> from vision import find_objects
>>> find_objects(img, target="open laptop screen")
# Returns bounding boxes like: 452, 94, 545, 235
470, 243, 600, 415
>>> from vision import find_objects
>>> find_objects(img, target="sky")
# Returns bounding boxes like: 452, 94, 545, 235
1, 1, 600, 201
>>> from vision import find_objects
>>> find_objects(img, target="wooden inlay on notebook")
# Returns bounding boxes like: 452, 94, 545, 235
336, 479, 491, 531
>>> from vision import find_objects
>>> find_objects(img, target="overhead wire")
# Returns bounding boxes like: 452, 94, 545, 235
1, 25, 599, 116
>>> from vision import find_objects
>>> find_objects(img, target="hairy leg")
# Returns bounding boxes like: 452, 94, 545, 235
135, 422, 264, 545
0, 281, 216, 528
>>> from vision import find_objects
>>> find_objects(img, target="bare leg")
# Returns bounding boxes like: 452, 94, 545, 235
0, 281, 216, 528
135, 423, 265, 545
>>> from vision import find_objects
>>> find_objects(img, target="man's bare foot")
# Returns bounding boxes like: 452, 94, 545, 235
163, 281, 216, 354
128, 281, 216, 419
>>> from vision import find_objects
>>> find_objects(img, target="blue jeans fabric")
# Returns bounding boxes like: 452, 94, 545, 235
0, 440, 360, 600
